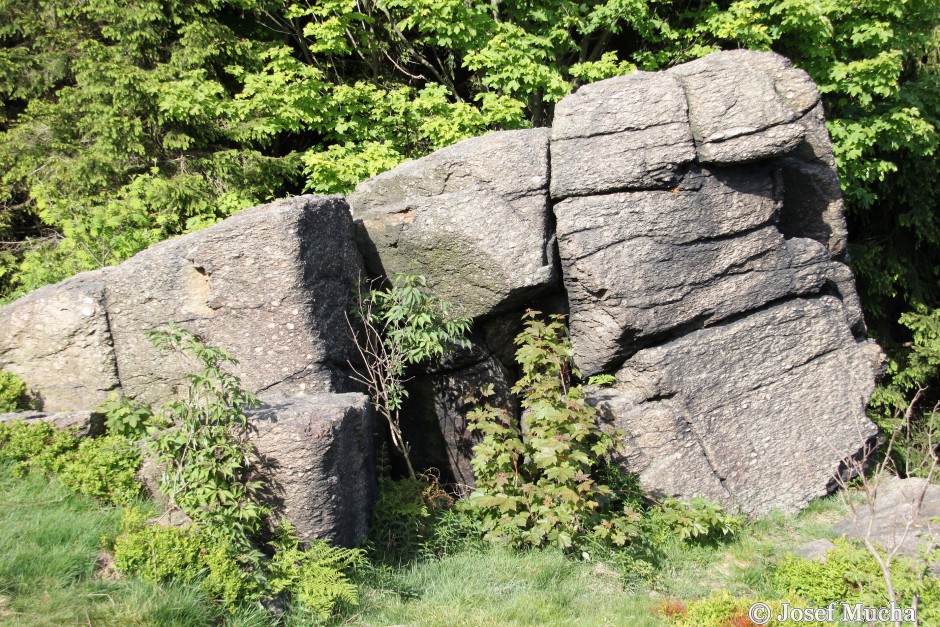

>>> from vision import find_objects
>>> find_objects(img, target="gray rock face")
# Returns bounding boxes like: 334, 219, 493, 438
404, 354, 515, 487
832, 477, 940, 557
349, 129, 556, 318
106, 195, 363, 406
668, 50, 820, 165
0, 271, 120, 411
249, 393, 375, 547
0, 409, 104, 438
591, 297, 880, 516
556, 165, 835, 374
551, 72, 695, 198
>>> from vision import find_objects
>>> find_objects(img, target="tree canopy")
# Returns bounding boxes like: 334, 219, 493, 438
1, 0, 938, 352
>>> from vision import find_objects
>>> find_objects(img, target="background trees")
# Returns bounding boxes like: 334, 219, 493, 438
1, 0, 937, 372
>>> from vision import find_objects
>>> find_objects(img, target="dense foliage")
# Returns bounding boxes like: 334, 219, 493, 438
0, 370, 28, 411
0, 420, 142, 505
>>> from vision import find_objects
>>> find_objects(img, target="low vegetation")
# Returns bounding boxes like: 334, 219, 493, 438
0, 281, 937, 624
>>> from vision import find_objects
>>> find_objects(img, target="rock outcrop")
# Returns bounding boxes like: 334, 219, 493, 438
250, 393, 375, 547
0, 271, 120, 411
107, 195, 364, 406
550, 49, 880, 515
349, 129, 557, 319
0, 49, 882, 521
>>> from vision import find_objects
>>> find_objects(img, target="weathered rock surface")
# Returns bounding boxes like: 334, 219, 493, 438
107, 195, 364, 406
249, 393, 375, 547
349, 129, 556, 318
668, 50, 820, 165
555, 165, 836, 374
591, 297, 881, 516
0, 271, 120, 411
0, 409, 104, 438
551, 72, 695, 198
832, 477, 940, 557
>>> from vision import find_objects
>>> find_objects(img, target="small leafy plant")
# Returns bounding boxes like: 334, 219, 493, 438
348, 274, 471, 478
466, 310, 641, 550
0, 370, 29, 412
647, 496, 744, 544
145, 325, 266, 546
98, 393, 152, 439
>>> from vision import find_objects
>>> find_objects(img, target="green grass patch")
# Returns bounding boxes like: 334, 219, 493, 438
0, 463, 262, 626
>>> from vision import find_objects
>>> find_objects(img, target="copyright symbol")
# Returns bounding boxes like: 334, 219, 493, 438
748, 601, 772, 625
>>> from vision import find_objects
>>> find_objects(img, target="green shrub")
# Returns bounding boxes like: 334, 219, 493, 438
0, 371, 29, 412
646, 496, 744, 545
0, 420, 142, 505
773, 539, 940, 624
56, 435, 143, 506
467, 311, 641, 550
350, 274, 471, 477
368, 470, 481, 564
145, 324, 266, 545
0, 419, 80, 476
98, 393, 152, 439
115, 508, 363, 617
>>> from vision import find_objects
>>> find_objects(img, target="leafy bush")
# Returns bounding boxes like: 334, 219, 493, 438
0, 420, 142, 505
112, 507, 265, 609
467, 311, 641, 550
773, 539, 940, 624
98, 393, 152, 439
56, 436, 143, 506
647, 496, 744, 544
0, 420, 79, 476
0, 371, 29, 412
368, 469, 483, 564
145, 325, 266, 545
110, 327, 363, 618
114, 508, 363, 617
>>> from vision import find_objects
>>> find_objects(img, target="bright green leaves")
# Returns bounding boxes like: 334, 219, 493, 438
467, 311, 639, 551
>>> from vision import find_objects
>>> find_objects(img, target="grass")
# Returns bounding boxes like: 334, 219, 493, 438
325, 496, 857, 626
0, 463, 265, 626
0, 460, 862, 626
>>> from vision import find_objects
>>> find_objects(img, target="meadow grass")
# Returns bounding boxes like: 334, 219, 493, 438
0, 461, 857, 626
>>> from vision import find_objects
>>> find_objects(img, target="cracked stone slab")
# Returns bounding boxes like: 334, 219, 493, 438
0, 270, 120, 411
106, 195, 364, 406
349, 129, 556, 318
669, 50, 820, 164
555, 165, 836, 374
591, 296, 880, 516
248, 393, 375, 547
0, 409, 105, 438
550, 71, 696, 198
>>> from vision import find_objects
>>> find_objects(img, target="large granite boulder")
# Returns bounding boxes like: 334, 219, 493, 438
551, 71, 695, 198
105, 195, 364, 406
249, 393, 375, 547
0, 270, 120, 411
551, 50, 881, 515
349, 129, 557, 319
591, 297, 882, 516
